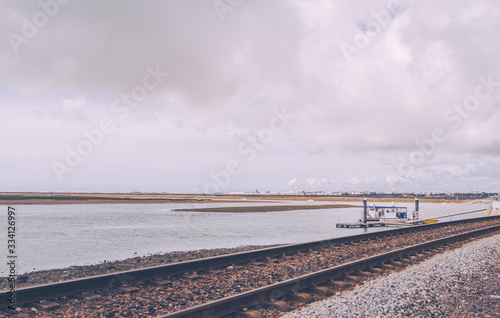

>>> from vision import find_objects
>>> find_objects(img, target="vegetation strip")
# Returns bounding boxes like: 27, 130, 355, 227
173, 204, 358, 213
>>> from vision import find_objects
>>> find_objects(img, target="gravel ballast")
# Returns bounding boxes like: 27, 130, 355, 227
0, 245, 278, 290
2, 221, 499, 317
282, 233, 500, 318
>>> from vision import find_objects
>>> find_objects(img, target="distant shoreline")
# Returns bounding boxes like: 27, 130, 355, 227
0, 192, 471, 205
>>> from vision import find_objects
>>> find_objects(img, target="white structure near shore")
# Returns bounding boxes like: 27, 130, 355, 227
485, 201, 500, 215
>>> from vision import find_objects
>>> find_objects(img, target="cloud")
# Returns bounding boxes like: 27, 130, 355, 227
48, 97, 89, 122
1, 0, 500, 192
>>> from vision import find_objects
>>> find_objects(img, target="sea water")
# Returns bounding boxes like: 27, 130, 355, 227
0, 201, 489, 275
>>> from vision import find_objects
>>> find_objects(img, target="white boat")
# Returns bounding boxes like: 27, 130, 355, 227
358, 199, 438, 224
338, 198, 441, 228
359, 205, 409, 223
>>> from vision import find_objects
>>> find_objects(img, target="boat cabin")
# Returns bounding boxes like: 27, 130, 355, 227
361, 205, 408, 222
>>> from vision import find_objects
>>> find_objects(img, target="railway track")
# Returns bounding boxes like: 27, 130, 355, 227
162, 223, 500, 318
1, 215, 500, 317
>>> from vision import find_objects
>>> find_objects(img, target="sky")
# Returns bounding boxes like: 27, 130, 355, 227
1, 0, 500, 194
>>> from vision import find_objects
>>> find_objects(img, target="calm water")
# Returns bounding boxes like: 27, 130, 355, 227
0, 200, 489, 275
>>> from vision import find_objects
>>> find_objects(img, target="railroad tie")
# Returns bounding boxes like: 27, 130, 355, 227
234, 309, 264, 318
379, 263, 395, 270
357, 270, 374, 277
308, 286, 332, 296
399, 258, 412, 264
330, 280, 349, 289
367, 267, 385, 275
262, 300, 292, 312
287, 292, 314, 304
344, 275, 362, 283
390, 260, 404, 267
367, 267, 385, 274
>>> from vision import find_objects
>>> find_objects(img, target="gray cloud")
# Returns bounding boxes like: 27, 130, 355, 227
1, 0, 500, 192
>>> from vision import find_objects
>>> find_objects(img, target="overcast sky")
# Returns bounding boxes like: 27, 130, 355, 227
1, 0, 500, 193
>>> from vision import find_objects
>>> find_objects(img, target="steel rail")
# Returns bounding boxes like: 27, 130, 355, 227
1, 215, 499, 308
159, 223, 500, 318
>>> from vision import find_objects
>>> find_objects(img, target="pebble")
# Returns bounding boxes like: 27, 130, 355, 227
282, 233, 500, 317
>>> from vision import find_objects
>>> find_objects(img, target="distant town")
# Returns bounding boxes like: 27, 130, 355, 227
220, 190, 499, 201
119, 190, 499, 201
